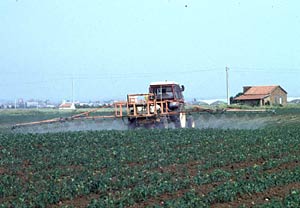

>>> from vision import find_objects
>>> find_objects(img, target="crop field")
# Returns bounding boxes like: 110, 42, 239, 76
1, 107, 300, 207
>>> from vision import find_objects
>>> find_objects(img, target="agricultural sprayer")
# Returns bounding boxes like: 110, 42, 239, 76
12, 81, 273, 133
12, 81, 216, 132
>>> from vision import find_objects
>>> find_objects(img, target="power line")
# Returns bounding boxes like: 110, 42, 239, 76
232, 67, 300, 73
0, 67, 222, 76
0, 67, 298, 89
0, 68, 222, 84
1, 66, 299, 78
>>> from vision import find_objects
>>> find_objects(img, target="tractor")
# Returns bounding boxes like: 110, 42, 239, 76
126, 81, 195, 129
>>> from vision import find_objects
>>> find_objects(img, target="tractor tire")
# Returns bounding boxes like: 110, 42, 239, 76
128, 119, 137, 130
175, 113, 186, 128
159, 117, 168, 129
187, 116, 195, 128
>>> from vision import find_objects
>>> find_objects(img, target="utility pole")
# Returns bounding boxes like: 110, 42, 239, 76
71, 76, 74, 104
226, 67, 230, 105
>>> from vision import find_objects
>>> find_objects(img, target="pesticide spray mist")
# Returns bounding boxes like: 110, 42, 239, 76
13, 118, 128, 134
13, 112, 273, 134
193, 113, 272, 130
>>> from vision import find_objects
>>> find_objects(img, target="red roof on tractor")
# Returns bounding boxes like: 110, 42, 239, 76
235, 85, 286, 101
149, 81, 179, 86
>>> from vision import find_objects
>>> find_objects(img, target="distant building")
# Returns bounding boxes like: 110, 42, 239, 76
59, 100, 76, 110
26, 101, 39, 108
17, 98, 25, 108
234, 85, 287, 106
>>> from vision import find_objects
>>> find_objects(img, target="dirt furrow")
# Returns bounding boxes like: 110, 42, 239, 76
212, 182, 300, 208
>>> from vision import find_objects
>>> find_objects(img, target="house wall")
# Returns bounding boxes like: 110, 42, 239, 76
269, 87, 287, 105
239, 99, 261, 106
263, 97, 271, 106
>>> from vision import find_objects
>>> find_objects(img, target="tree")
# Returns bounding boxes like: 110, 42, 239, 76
230, 92, 243, 104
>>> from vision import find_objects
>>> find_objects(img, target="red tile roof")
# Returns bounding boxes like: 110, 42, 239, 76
59, 103, 76, 109
244, 86, 279, 95
235, 94, 268, 100
59, 103, 73, 108
234, 85, 286, 101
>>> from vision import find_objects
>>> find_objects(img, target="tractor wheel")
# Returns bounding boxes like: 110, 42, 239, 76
187, 116, 195, 128
159, 117, 168, 129
145, 123, 155, 129
128, 119, 137, 130
175, 113, 186, 128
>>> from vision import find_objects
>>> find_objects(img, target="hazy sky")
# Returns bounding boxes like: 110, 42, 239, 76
1, 0, 300, 102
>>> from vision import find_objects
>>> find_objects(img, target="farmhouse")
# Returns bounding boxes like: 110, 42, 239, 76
234, 85, 287, 106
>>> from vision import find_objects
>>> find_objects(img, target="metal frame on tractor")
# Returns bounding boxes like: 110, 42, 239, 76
126, 93, 180, 128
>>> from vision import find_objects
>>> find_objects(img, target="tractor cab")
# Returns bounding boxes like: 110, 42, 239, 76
149, 81, 185, 110
149, 81, 184, 100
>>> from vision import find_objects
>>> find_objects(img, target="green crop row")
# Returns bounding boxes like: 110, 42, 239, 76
257, 189, 300, 208
1, 125, 300, 207
194, 154, 300, 186
159, 167, 300, 207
